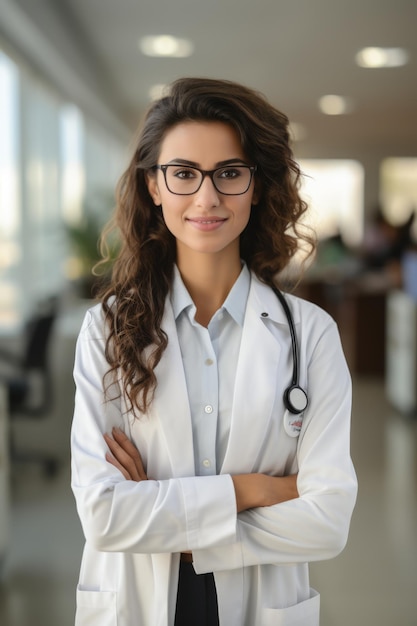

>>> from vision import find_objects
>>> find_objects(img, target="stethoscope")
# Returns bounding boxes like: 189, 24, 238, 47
271, 287, 309, 415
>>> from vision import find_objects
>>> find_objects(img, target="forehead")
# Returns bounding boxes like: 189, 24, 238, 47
158, 121, 245, 164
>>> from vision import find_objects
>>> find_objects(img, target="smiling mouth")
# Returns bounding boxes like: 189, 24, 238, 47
188, 218, 226, 223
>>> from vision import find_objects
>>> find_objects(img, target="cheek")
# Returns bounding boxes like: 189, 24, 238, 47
160, 200, 185, 231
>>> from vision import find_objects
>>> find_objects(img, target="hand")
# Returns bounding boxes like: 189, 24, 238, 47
232, 473, 298, 512
104, 427, 148, 481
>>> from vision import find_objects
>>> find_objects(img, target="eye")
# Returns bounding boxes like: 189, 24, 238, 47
171, 167, 198, 179
217, 167, 243, 179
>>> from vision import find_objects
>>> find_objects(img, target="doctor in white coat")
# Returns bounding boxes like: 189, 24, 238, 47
71, 77, 357, 626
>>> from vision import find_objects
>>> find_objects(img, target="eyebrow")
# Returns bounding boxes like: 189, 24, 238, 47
166, 158, 248, 167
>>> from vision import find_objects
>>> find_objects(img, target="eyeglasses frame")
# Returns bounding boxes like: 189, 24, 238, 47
153, 163, 257, 196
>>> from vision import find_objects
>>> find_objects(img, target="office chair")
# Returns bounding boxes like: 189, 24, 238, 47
0, 297, 59, 476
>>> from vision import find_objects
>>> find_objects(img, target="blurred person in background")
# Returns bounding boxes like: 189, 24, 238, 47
361, 206, 415, 285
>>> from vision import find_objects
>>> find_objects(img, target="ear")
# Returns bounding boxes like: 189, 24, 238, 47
145, 172, 162, 206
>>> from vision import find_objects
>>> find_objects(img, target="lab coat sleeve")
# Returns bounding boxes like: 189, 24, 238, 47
192, 318, 357, 574
71, 308, 237, 554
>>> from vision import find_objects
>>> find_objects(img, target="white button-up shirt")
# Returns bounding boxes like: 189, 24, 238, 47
170, 264, 250, 475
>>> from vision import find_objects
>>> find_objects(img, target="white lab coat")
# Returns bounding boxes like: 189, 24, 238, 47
71, 274, 357, 626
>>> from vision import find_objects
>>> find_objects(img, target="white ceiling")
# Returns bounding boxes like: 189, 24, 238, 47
2, 0, 417, 158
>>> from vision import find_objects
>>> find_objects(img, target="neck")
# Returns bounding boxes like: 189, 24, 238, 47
176, 250, 242, 326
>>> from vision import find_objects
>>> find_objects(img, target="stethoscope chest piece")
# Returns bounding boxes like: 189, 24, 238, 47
284, 384, 308, 415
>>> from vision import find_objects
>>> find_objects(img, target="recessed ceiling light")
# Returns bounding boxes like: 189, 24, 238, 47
318, 95, 354, 115
355, 47, 409, 68
139, 35, 194, 58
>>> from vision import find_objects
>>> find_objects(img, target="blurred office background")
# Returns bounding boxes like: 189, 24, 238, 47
0, 1, 417, 624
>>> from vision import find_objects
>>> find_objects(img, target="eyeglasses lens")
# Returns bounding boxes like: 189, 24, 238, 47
164, 165, 252, 195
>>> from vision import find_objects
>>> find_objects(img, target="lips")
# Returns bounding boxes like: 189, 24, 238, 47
186, 216, 227, 231
187, 217, 226, 223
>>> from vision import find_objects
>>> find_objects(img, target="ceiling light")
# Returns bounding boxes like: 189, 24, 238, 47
139, 35, 194, 58
319, 95, 353, 115
355, 47, 409, 68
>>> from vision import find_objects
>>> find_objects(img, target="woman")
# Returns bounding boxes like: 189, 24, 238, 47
71, 77, 357, 626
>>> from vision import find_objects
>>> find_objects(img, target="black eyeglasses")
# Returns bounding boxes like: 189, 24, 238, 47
154, 164, 257, 196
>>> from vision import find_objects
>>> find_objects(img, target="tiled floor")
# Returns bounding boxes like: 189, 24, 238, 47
0, 463, 83, 626
0, 376, 416, 625
311, 376, 417, 626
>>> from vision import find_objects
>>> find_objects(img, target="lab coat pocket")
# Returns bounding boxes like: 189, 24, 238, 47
75, 586, 117, 626
261, 588, 320, 626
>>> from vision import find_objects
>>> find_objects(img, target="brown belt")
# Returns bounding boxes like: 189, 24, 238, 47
180, 552, 193, 563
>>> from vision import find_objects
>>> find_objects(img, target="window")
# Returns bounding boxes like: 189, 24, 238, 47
0, 48, 127, 332
380, 158, 417, 239
298, 159, 364, 247
20, 72, 64, 310
0, 51, 20, 330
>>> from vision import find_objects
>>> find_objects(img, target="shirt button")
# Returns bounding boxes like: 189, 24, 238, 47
202, 459, 211, 468
205, 358, 214, 366
204, 405, 213, 414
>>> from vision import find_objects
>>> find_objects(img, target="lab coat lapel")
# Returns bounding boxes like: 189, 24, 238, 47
221, 279, 282, 474
151, 299, 195, 478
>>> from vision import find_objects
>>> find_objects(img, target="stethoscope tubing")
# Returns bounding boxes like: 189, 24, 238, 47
271, 287, 309, 415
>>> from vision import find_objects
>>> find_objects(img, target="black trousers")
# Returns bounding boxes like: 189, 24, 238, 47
174, 561, 220, 626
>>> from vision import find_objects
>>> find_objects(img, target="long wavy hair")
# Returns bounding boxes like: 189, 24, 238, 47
98, 77, 315, 414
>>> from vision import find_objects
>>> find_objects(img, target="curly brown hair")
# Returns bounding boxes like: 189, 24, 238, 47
98, 77, 315, 414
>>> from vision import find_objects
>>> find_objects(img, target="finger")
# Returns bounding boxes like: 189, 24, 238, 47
104, 432, 146, 481
105, 451, 132, 480
111, 428, 148, 480
103, 433, 141, 481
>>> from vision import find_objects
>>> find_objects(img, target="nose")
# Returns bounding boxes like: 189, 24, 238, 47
194, 174, 220, 207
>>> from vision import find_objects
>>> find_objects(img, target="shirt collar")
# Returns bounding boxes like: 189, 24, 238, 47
170, 263, 251, 327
